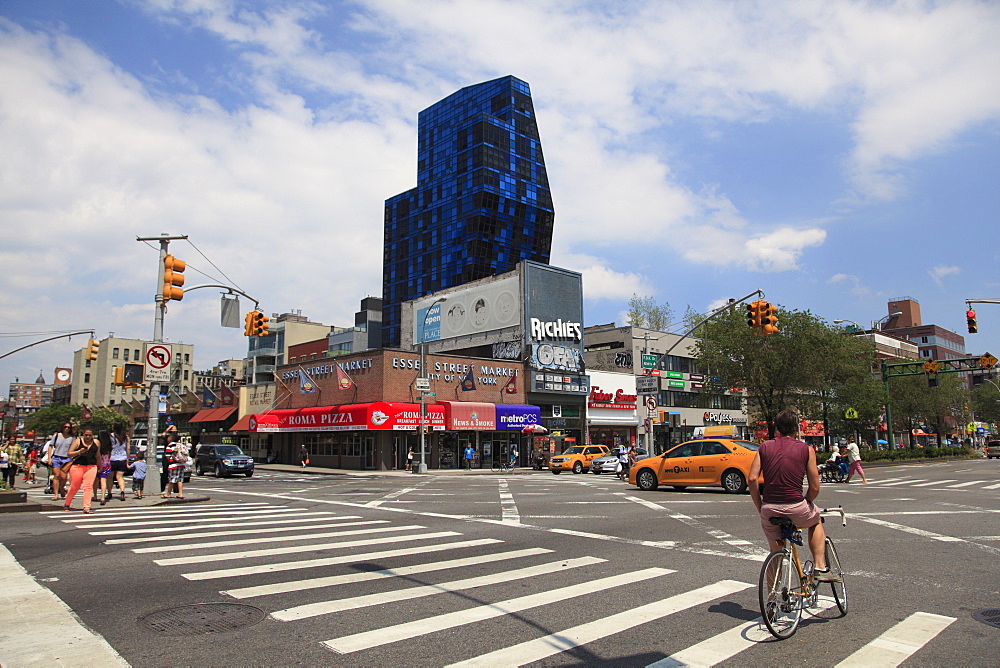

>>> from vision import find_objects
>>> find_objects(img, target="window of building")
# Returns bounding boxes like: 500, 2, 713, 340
921, 349, 931, 357
84, 373, 90, 383
134, 349, 140, 359
83, 389, 89, 399
921, 336, 928, 343
112, 348, 120, 359
183, 370, 189, 380
123, 349, 129, 361
184, 354, 190, 363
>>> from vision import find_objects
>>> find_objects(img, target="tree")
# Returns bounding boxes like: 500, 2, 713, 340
695, 305, 881, 439
971, 381, 1000, 426
887, 372, 968, 446
25, 405, 83, 440
626, 294, 674, 331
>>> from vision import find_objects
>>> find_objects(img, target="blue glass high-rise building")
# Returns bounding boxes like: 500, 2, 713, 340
382, 75, 554, 348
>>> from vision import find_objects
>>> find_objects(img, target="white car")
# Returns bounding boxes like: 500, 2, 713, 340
591, 448, 647, 474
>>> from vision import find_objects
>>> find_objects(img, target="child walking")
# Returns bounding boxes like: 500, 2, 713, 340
129, 458, 147, 499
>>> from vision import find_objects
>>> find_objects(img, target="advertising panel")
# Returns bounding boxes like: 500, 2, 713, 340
414, 274, 520, 343
250, 403, 445, 432
495, 404, 541, 431
524, 263, 588, 395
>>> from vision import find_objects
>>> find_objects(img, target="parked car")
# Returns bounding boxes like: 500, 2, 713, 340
986, 441, 1000, 459
590, 447, 648, 474
549, 445, 611, 474
195, 444, 254, 477
628, 438, 760, 493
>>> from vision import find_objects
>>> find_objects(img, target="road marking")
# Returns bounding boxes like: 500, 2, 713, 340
60, 508, 305, 528
910, 480, 956, 487
272, 556, 608, 621
365, 485, 421, 507
645, 596, 838, 668
322, 567, 674, 654
446, 580, 753, 668
866, 478, 906, 485
133, 524, 423, 553
880, 479, 926, 486
946, 480, 989, 488
42, 502, 273, 518
87, 512, 347, 536
222, 548, 554, 599
498, 478, 520, 524
183, 538, 503, 580
154, 531, 462, 566
983, 482, 1000, 490
835, 611, 956, 667
104, 519, 379, 544
852, 515, 964, 542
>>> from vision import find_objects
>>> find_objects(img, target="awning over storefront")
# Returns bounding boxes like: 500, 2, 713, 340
229, 414, 254, 432
249, 402, 445, 433
190, 407, 237, 423
439, 401, 496, 430
587, 417, 640, 426
495, 404, 541, 431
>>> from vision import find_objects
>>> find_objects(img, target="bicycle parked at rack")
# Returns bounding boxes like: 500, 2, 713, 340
758, 506, 848, 639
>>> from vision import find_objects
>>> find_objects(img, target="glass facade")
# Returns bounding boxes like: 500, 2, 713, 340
382, 75, 555, 347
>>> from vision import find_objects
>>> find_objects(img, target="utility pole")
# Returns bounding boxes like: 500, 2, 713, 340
137, 234, 187, 483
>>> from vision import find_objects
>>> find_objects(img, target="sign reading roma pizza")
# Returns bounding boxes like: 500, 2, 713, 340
250, 402, 445, 433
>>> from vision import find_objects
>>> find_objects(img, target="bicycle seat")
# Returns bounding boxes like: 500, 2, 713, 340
768, 516, 796, 530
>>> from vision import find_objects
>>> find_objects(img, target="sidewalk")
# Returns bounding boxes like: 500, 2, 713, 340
256, 463, 549, 477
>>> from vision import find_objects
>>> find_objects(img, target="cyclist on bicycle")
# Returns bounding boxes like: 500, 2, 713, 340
748, 410, 838, 581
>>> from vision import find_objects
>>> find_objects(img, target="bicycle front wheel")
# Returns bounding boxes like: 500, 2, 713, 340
759, 550, 803, 639
825, 538, 847, 615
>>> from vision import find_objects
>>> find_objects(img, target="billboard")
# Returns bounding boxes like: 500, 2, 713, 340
413, 274, 520, 343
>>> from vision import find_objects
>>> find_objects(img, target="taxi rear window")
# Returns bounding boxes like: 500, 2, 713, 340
731, 440, 759, 451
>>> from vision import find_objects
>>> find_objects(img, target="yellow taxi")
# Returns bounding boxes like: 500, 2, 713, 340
628, 438, 760, 493
549, 444, 611, 474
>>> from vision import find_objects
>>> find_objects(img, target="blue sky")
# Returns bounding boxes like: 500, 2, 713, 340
2, 0, 998, 389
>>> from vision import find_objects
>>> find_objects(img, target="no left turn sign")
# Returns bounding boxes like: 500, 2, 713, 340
144, 344, 172, 383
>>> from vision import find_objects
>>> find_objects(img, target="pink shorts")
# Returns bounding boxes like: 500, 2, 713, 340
849, 460, 864, 475
760, 499, 820, 542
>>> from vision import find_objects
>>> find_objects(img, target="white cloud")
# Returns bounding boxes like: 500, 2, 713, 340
929, 265, 960, 286
554, 252, 650, 302
827, 273, 871, 298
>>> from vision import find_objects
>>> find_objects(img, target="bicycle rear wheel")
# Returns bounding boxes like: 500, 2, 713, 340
759, 550, 803, 639
490, 460, 502, 473
825, 538, 847, 615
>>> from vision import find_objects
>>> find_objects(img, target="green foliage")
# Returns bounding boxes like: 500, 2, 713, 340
695, 304, 884, 437
862, 446, 978, 462
887, 372, 969, 444
626, 294, 674, 331
971, 382, 1000, 425
25, 404, 129, 438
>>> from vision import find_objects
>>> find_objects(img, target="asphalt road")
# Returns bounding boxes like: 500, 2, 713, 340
3, 458, 998, 666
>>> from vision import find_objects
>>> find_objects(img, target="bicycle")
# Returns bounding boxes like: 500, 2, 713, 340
491, 458, 514, 474
758, 506, 847, 639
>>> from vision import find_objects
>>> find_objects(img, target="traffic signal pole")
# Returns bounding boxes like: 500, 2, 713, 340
137, 234, 188, 478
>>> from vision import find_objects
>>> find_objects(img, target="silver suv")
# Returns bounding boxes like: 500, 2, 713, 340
986, 441, 1000, 459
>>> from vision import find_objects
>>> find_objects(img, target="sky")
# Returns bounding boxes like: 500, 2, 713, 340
2, 0, 999, 391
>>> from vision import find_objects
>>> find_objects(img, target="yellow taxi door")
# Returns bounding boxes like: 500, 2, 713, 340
689, 440, 730, 485
656, 442, 701, 486
584, 446, 606, 469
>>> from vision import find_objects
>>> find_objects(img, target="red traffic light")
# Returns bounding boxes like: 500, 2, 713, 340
967, 309, 978, 334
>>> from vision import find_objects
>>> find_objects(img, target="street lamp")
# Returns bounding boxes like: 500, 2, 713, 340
417, 297, 447, 474
873, 311, 903, 332
833, 318, 863, 332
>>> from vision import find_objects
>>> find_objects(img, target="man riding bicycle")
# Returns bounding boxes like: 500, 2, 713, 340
748, 410, 838, 582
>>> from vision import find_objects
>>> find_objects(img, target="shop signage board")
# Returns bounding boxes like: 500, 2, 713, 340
251, 402, 446, 433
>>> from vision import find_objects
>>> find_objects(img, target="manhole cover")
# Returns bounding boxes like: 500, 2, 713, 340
138, 603, 266, 636
972, 608, 1000, 629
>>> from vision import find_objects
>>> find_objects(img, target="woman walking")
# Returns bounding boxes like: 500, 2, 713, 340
64, 427, 100, 513
108, 422, 130, 501
96, 430, 112, 505
49, 422, 76, 500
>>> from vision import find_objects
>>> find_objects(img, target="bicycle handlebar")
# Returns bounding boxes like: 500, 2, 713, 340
820, 506, 847, 527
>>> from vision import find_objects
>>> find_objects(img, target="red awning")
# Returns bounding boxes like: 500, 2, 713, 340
190, 407, 237, 423
249, 403, 445, 433
438, 401, 496, 430
229, 414, 254, 431
189, 409, 218, 422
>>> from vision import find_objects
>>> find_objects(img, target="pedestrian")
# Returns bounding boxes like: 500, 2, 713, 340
64, 427, 100, 514
844, 438, 868, 484
40, 437, 53, 494
748, 410, 838, 581
0, 438, 18, 489
23, 446, 39, 484
159, 428, 177, 493
299, 444, 310, 467
49, 422, 76, 500
108, 422, 130, 501
616, 443, 633, 480
129, 457, 146, 499
162, 436, 188, 499
96, 430, 112, 505
463, 445, 474, 470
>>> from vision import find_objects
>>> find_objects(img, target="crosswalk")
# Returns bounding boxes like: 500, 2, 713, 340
41, 501, 957, 665
831, 475, 1000, 492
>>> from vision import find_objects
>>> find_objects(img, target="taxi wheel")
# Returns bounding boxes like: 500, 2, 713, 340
636, 469, 658, 491
572, 461, 583, 474
551, 470, 561, 475
722, 469, 747, 494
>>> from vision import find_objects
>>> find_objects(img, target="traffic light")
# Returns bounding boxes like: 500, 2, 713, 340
85, 338, 100, 361
760, 301, 780, 336
114, 363, 144, 387
746, 300, 762, 330
967, 309, 978, 334
162, 254, 186, 302
244, 310, 257, 337
253, 311, 270, 337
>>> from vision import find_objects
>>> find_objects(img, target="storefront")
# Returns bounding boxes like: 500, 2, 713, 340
586, 371, 638, 449
243, 349, 533, 470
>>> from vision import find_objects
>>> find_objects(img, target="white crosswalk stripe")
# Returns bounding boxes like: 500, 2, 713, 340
46, 500, 960, 665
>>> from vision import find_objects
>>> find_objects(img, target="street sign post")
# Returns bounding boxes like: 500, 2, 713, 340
144, 344, 172, 384
641, 354, 657, 369
636, 376, 659, 394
